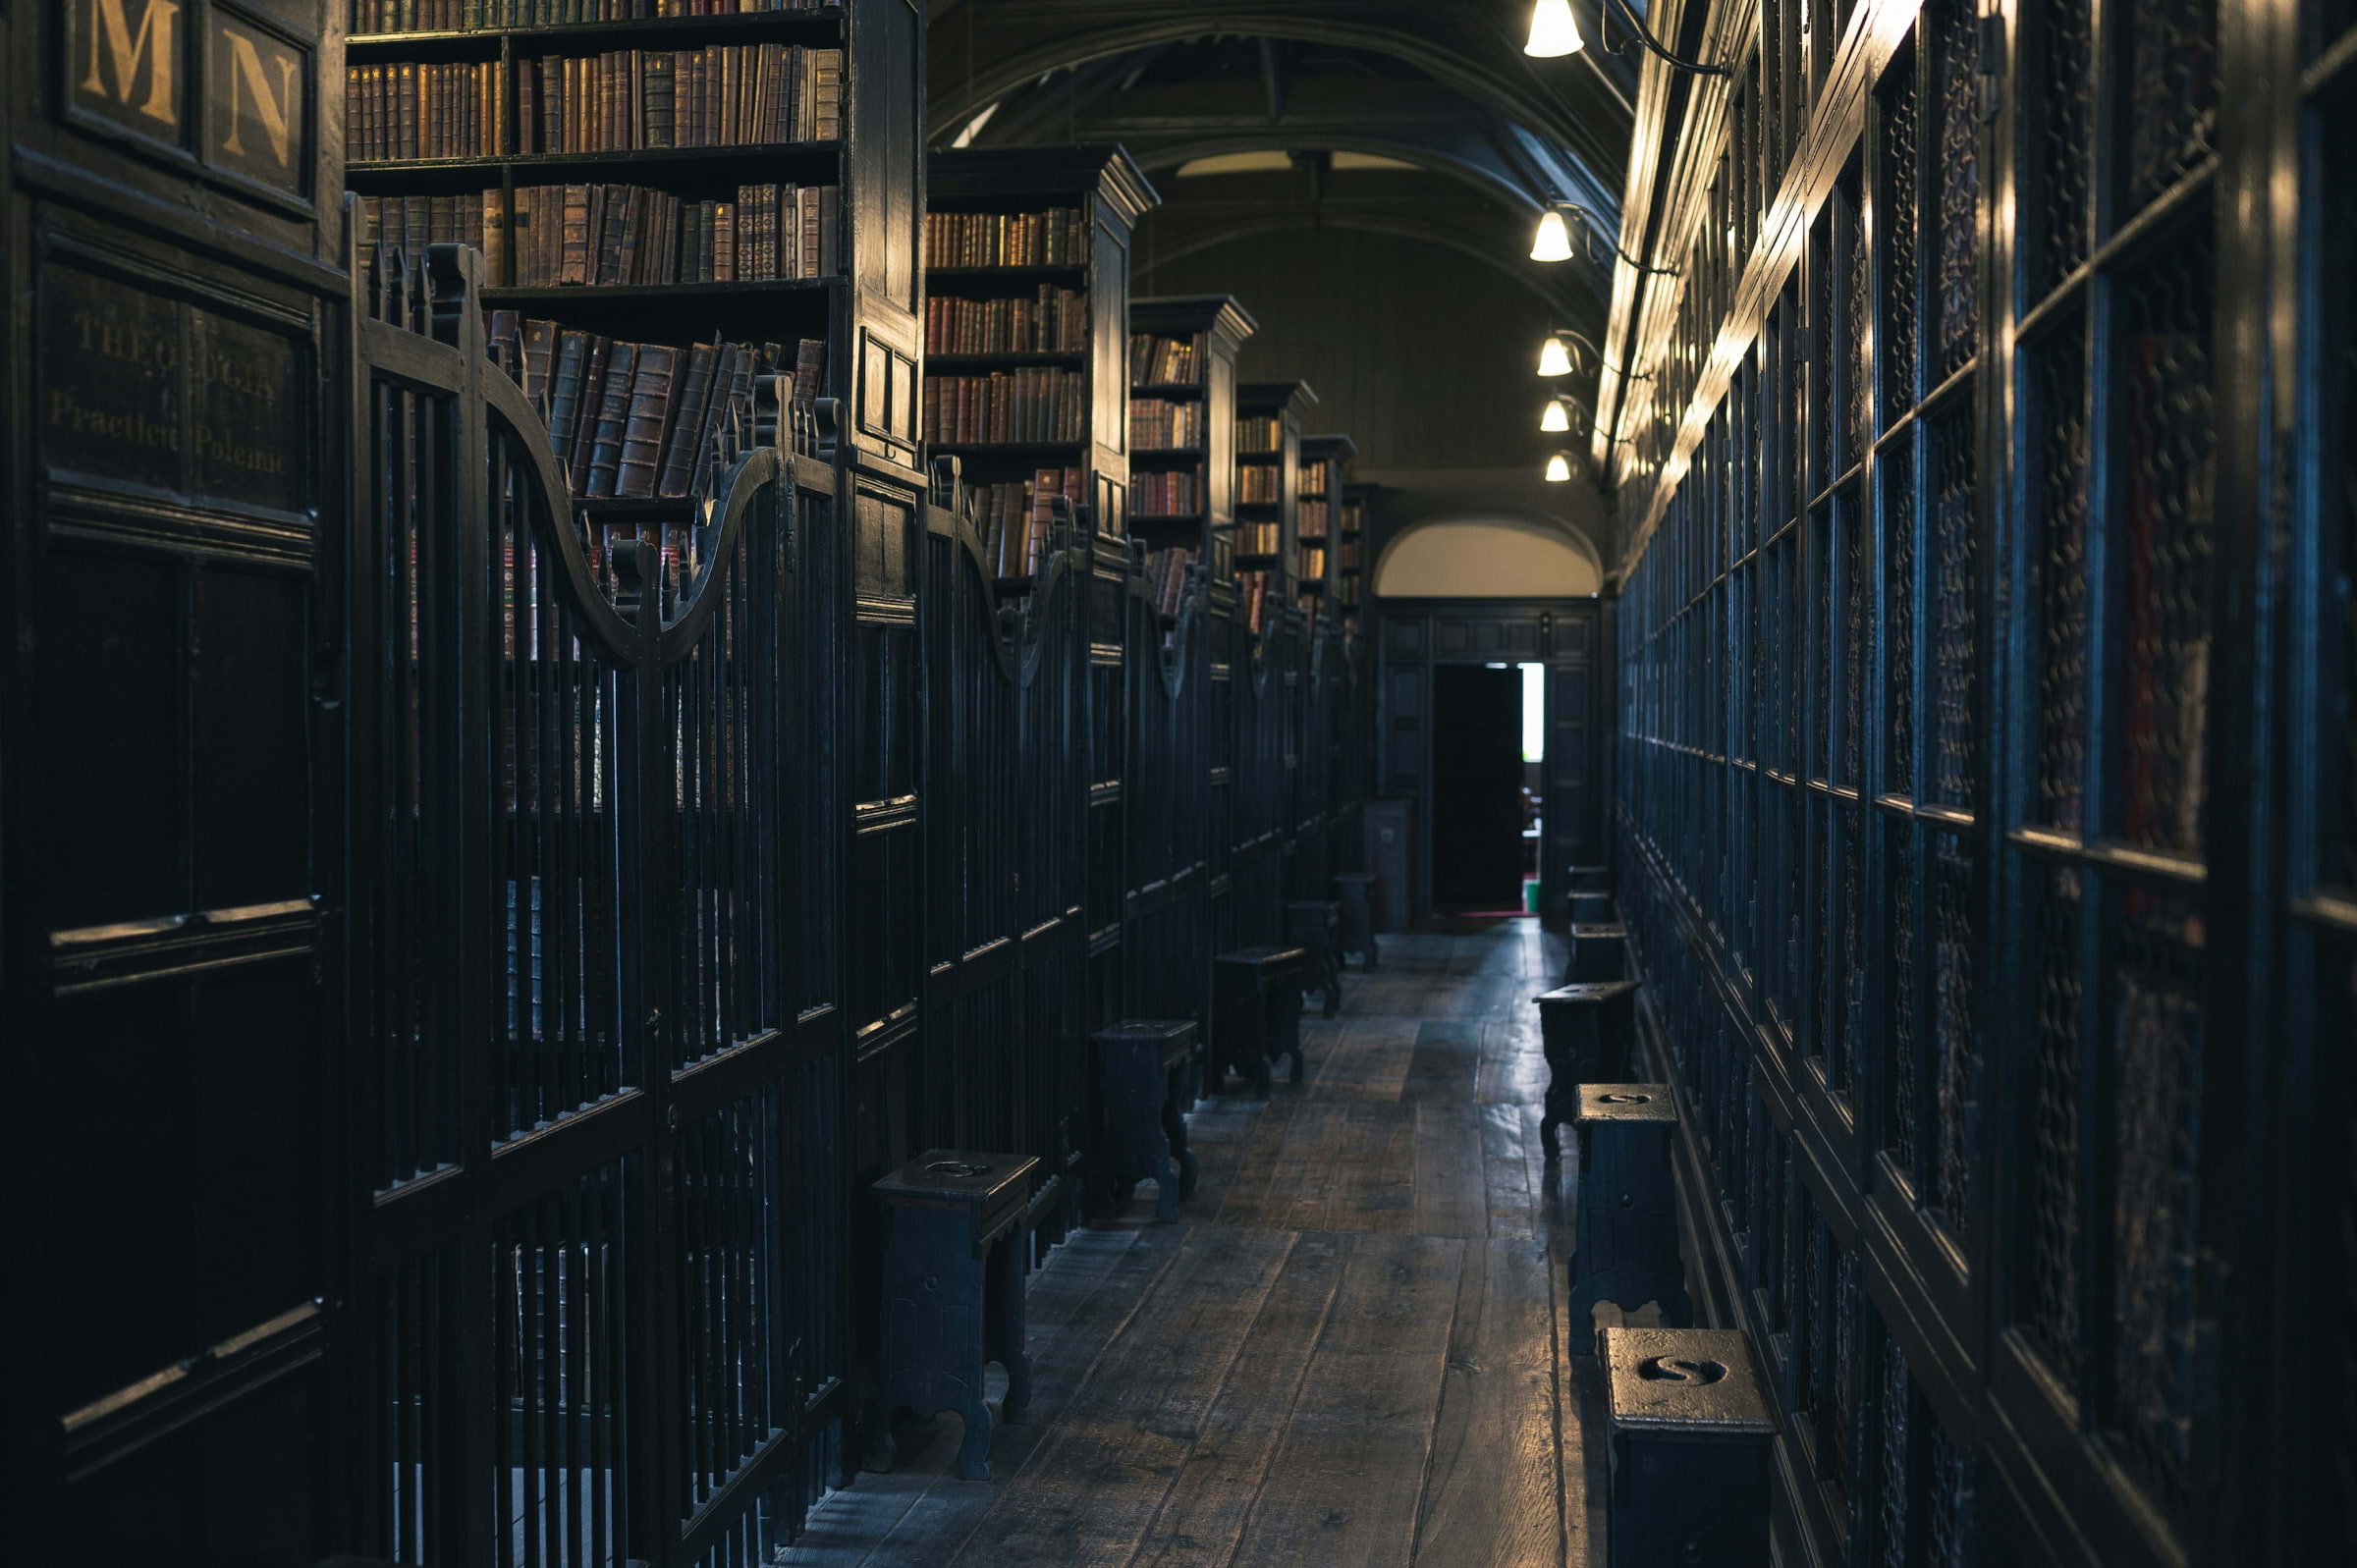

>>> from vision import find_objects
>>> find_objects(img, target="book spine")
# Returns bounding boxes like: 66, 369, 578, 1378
615, 345, 676, 500
584, 342, 638, 498
659, 345, 718, 497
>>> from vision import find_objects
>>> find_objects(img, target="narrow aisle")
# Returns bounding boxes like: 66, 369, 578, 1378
790, 920, 1600, 1568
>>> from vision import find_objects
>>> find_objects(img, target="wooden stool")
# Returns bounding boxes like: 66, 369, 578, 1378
1533, 980, 1641, 1158
1285, 899, 1343, 1018
872, 1149, 1038, 1481
1599, 1326, 1775, 1566
1334, 871, 1380, 969
1570, 1084, 1691, 1325
1567, 921, 1630, 983
1212, 946, 1308, 1097
1094, 1019, 1199, 1221
1567, 890, 1617, 926
1568, 862, 1614, 893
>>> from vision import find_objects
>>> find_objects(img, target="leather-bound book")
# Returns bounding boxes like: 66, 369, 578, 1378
793, 338, 825, 406
660, 345, 720, 498
615, 344, 676, 500
546, 331, 591, 473
584, 342, 638, 499
568, 337, 615, 493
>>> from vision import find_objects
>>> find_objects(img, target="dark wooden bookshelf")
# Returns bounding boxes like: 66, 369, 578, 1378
922, 145, 1156, 594
1338, 480, 1370, 614
1127, 295, 1256, 580
339, 0, 916, 479
1297, 433, 1354, 610
1233, 381, 1318, 599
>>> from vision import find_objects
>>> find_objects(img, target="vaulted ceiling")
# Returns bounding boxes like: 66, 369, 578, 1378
924, 1, 1641, 387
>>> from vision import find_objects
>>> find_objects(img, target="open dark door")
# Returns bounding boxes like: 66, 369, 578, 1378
1429, 665, 1526, 910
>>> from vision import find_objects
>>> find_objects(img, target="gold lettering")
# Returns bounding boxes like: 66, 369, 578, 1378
81, 0, 180, 128
219, 29, 298, 166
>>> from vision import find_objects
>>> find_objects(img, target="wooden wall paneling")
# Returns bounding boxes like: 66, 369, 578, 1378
6, 0, 347, 1558
1605, 1, 2323, 1566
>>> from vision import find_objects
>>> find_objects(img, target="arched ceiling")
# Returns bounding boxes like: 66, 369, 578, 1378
924, 5, 1639, 386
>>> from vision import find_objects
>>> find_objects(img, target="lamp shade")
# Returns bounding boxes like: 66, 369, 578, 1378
1537, 334, 1575, 378
1530, 208, 1573, 262
1525, 0, 1586, 58
1541, 398, 1571, 432
1544, 452, 1573, 483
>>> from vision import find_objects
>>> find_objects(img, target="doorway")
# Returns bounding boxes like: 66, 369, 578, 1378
1429, 663, 1540, 912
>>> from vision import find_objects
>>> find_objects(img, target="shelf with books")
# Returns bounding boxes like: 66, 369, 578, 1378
1233, 380, 1318, 601
349, 144, 844, 189
925, 351, 1086, 369
925, 148, 1158, 538
1297, 433, 1354, 608
1128, 296, 1255, 583
349, 8, 845, 56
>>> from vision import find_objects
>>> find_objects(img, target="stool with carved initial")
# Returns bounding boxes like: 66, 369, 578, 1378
1599, 1326, 1775, 1567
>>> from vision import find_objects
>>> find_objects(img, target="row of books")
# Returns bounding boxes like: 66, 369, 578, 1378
517, 45, 843, 151
922, 290, 1086, 355
1339, 539, 1362, 570
1131, 470, 1200, 516
1142, 547, 1196, 619
350, 62, 503, 160
1341, 498, 1365, 533
352, 0, 831, 31
1236, 415, 1284, 453
1129, 399, 1203, 450
924, 208, 1087, 269
968, 469, 1081, 580
507, 181, 837, 284
924, 371, 1085, 446
1298, 498, 1329, 539
1236, 521, 1282, 558
1238, 462, 1282, 504
1299, 543, 1328, 582
488, 314, 823, 497
1129, 333, 1201, 386
356, 193, 489, 260
1300, 469, 1330, 499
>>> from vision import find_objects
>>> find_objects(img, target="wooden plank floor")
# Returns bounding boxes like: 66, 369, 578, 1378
788, 922, 1604, 1568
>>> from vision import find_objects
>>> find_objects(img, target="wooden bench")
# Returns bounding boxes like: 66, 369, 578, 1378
1211, 945, 1308, 1097
1093, 1019, 1200, 1221
1566, 920, 1631, 983
871, 1149, 1039, 1481
1599, 1326, 1775, 1566
1569, 1084, 1691, 1325
1333, 871, 1380, 969
1533, 980, 1641, 1159
1285, 898, 1343, 1018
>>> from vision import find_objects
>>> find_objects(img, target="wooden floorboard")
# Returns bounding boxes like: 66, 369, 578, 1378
787, 922, 1590, 1568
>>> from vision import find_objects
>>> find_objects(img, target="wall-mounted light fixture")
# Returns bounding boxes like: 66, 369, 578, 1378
1537, 327, 1651, 384
1524, 0, 1583, 56
1530, 203, 1678, 276
1544, 452, 1574, 483
1541, 396, 1590, 435
1524, 0, 1731, 76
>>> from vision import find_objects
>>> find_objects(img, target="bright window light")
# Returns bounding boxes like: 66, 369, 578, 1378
1521, 664, 1546, 761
